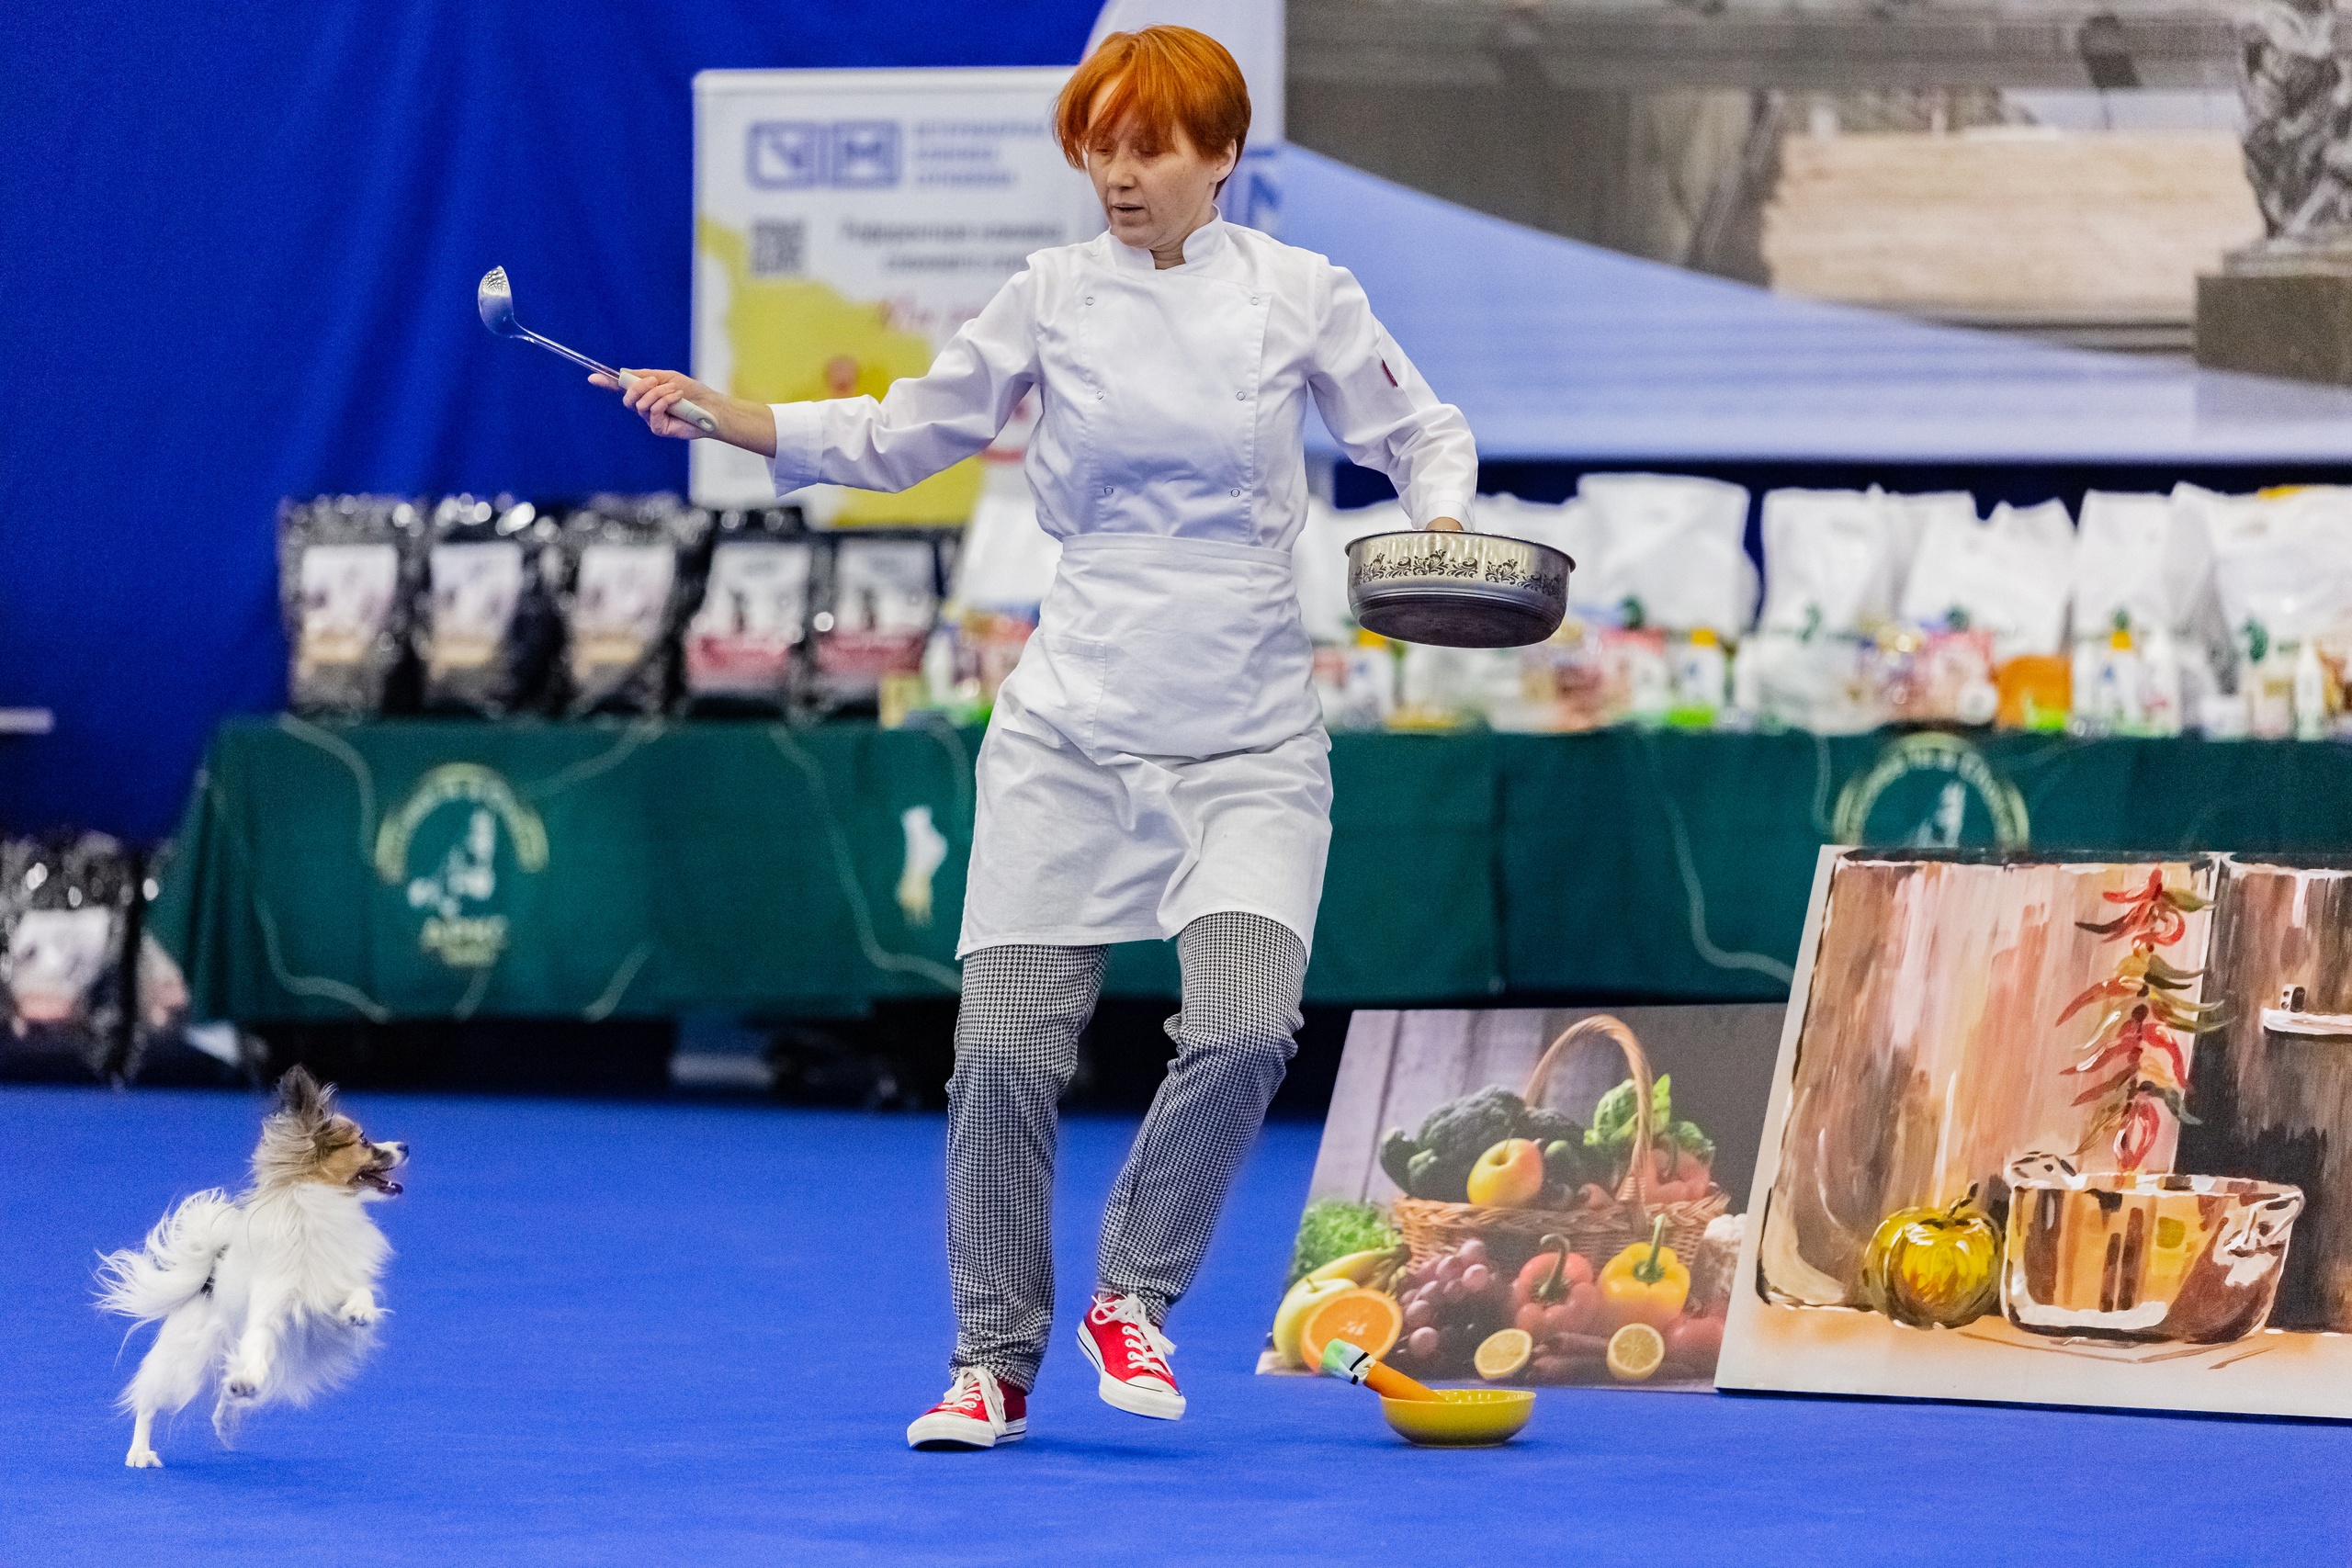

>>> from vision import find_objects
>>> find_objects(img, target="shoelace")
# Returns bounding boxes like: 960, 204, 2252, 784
1095, 1294, 1176, 1379
940, 1368, 1003, 1427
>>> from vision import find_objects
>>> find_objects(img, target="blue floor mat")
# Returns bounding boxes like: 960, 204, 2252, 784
3, 1086, 2346, 1565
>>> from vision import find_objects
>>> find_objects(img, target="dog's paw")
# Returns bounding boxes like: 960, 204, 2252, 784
223, 1374, 258, 1400
341, 1304, 381, 1328
125, 1447, 162, 1469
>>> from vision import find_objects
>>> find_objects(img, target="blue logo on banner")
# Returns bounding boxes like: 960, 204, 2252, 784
745, 120, 902, 189
746, 122, 826, 189
831, 121, 900, 187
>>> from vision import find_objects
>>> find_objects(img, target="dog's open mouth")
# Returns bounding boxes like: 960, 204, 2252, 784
357, 1166, 403, 1196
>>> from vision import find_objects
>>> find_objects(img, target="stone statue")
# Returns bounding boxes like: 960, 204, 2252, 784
2239, 0, 2352, 240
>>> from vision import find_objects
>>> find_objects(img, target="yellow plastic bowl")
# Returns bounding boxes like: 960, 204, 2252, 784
1378, 1388, 1535, 1447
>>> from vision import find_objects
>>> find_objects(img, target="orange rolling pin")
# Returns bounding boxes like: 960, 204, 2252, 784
1318, 1338, 1440, 1400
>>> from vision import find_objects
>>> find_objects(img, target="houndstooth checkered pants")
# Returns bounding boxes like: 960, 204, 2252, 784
945, 910, 1305, 1391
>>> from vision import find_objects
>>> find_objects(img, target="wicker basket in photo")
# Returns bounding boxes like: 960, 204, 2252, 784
1393, 1013, 1729, 1274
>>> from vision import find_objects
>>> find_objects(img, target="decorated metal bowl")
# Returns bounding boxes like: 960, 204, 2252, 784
1345, 531, 1572, 649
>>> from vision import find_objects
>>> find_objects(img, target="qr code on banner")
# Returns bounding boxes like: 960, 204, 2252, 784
752, 220, 806, 277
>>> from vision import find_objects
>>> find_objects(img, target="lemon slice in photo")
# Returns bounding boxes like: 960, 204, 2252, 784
1473, 1327, 1532, 1382
1605, 1322, 1666, 1382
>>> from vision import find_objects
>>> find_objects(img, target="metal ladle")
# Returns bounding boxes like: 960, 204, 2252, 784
476, 265, 719, 436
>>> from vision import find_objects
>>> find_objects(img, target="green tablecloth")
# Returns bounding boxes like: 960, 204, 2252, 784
147, 717, 1495, 1021
148, 717, 2348, 1021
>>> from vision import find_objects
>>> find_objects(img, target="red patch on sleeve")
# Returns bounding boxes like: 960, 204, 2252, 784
1380, 359, 1399, 387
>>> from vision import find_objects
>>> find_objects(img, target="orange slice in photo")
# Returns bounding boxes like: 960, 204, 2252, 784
1605, 1322, 1665, 1382
1474, 1327, 1532, 1382
1297, 1287, 1404, 1369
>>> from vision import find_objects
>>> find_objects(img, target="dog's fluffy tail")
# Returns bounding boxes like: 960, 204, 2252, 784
96, 1190, 237, 1323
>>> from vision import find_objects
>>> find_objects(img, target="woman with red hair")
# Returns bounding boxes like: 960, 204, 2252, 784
607, 26, 1476, 1450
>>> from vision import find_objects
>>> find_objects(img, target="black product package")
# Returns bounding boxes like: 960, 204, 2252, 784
0, 833, 135, 1082
681, 507, 813, 715
811, 533, 944, 714
279, 495, 422, 715
116, 841, 264, 1088
414, 495, 561, 716
552, 494, 708, 716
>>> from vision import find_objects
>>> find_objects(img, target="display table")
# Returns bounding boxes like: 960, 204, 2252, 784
147, 716, 2352, 1021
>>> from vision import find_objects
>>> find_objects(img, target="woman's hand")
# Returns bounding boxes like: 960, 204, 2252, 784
1427, 515, 1464, 532
588, 368, 779, 457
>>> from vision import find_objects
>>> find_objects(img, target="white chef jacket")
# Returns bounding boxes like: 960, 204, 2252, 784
771, 214, 1476, 959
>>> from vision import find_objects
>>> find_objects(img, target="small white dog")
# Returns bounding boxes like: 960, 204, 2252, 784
96, 1066, 406, 1468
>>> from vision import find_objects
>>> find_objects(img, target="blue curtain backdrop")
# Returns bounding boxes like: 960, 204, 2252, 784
0, 3, 1101, 841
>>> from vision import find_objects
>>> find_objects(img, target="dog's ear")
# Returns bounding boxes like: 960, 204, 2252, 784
273, 1065, 330, 1125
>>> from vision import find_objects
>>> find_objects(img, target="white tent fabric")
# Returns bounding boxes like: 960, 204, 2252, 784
1281, 146, 2352, 463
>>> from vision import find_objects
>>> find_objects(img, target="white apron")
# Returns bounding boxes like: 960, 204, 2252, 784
956, 531, 1335, 957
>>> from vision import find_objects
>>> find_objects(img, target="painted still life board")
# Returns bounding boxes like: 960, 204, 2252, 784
1720, 847, 2352, 1420
1263, 1006, 1782, 1391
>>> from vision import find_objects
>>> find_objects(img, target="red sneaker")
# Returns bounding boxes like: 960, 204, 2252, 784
1075, 1292, 1185, 1420
906, 1368, 1027, 1450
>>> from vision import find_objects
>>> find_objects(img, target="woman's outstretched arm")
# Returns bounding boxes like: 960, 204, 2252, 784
1305, 265, 1475, 532
601, 267, 1043, 494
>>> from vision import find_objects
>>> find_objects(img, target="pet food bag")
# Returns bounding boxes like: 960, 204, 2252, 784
2070, 490, 2232, 735
928, 490, 1064, 719
813, 536, 943, 712
683, 509, 813, 714
555, 495, 707, 716
1393, 643, 1521, 729
415, 496, 561, 716
1731, 632, 1883, 733
1741, 488, 1922, 731
1576, 474, 1755, 634
2197, 486, 2352, 737
2201, 486, 2352, 649
956, 490, 1062, 617
0, 834, 135, 1083
1897, 499, 2075, 660
1758, 488, 1917, 638
2075, 490, 2221, 639
278, 495, 421, 715
1311, 641, 1397, 731
108, 843, 262, 1088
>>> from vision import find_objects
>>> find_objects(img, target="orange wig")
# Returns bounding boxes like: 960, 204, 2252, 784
1054, 27, 1250, 171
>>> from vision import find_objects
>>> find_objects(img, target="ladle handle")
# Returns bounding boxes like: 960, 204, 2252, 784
616, 372, 720, 437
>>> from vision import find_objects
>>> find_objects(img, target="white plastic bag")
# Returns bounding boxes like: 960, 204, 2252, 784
1897, 498, 2075, 660
2075, 490, 2216, 638
955, 491, 1061, 615
2202, 485, 2352, 648
1575, 474, 1756, 632
1758, 489, 1909, 638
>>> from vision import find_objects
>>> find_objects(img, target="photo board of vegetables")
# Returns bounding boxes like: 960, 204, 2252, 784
1721, 848, 2352, 1421
1263, 1006, 1784, 1389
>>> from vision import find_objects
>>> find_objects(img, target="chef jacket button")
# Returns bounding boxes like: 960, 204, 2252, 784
1085, 296, 1095, 305
1102, 486, 1113, 495
1236, 391, 1248, 400
1229, 487, 1243, 497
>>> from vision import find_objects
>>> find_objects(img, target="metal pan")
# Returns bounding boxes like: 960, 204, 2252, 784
1345, 531, 1573, 649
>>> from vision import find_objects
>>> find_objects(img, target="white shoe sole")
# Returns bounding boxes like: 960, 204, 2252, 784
1075, 1325, 1186, 1420
907, 1414, 1026, 1450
